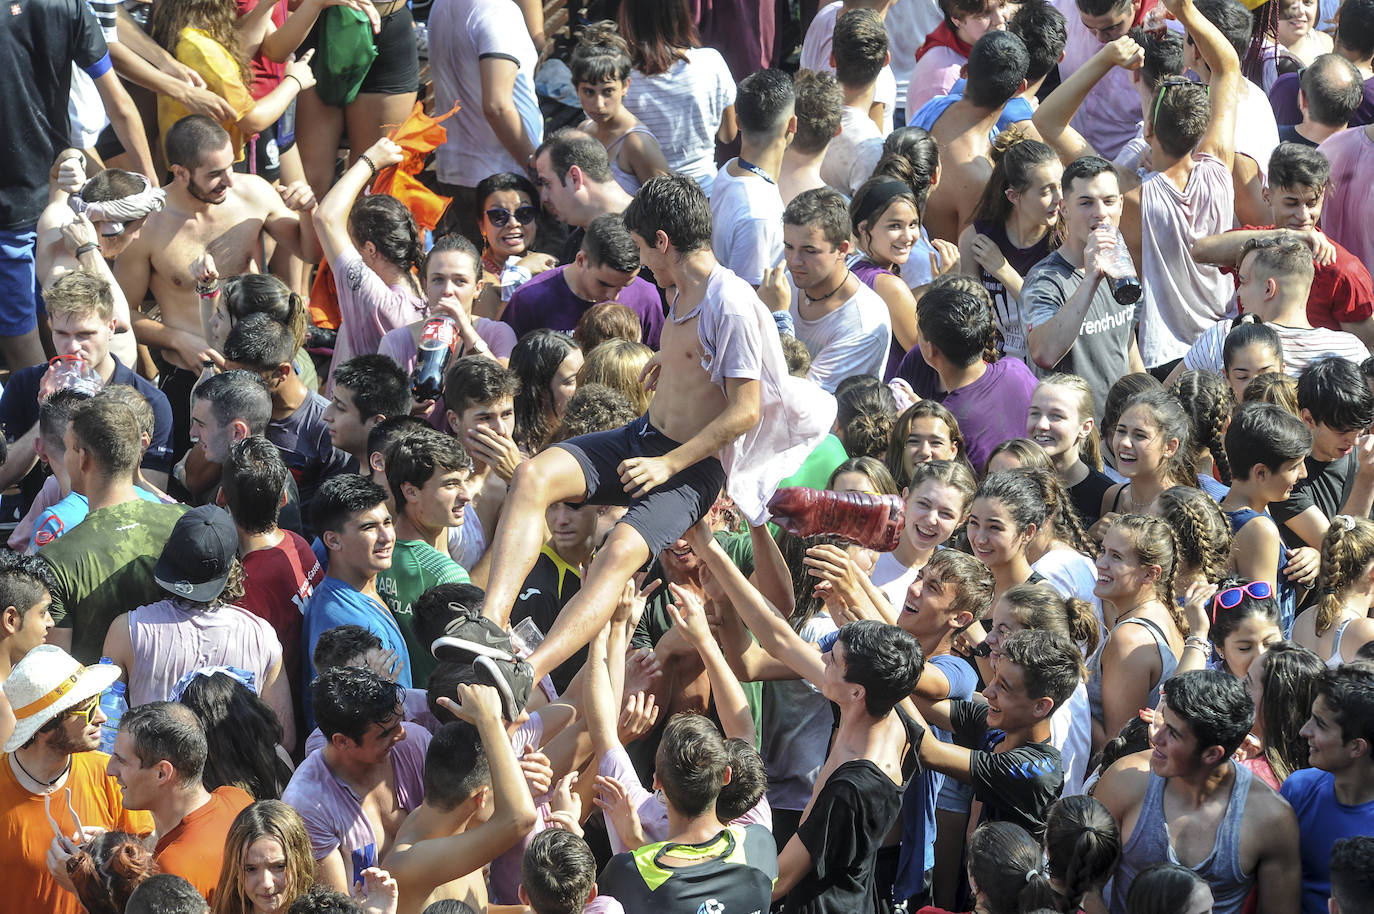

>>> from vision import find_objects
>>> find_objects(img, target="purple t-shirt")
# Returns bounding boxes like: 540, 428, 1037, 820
268, 390, 353, 507
895, 349, 1038, 473
502, 265, 665, 349
1270, 71, 1374, 127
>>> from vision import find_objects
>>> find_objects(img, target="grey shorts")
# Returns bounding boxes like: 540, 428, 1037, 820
557, 413, 726, 557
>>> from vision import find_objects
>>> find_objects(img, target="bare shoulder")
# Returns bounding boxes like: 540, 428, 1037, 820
233, 172, 286, 213
1244, 772, 1299, 837
1093, 749, 1153, 814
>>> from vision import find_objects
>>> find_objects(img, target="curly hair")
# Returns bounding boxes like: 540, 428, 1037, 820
1170, 370, 1236, 486
149, 0, 251, 85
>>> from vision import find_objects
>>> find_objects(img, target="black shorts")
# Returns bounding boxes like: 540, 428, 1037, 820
557, 413, 726, 557
304, 3, 419, 101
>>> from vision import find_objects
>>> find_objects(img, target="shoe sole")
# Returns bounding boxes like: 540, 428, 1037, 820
430, 636, 514, 662
474, 655, 517, 721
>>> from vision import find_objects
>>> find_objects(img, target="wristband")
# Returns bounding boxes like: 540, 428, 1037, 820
73, 242, 99, 257
196, 284, 221, 298
1183, 636, 1211, 654
359, 153, 379, 182
285, 73, 302, 91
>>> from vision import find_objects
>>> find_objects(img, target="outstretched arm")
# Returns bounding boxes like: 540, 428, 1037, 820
1033, 36, 1142, 168
1175, 0, 1241, 167
666, 584, 756, 744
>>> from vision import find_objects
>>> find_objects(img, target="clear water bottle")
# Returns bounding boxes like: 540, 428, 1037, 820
1099, 224, 1142, 305
97, 657, 127, 754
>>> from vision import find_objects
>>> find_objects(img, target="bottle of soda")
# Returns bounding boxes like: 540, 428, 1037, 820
412, 316, 459, 401
1099, 224, 1142, 305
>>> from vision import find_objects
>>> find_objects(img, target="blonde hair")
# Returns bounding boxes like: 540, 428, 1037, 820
1316, 516, 1374, 636
213, 801, 314, 914
1243, 372, 1300, 416
577, 339, 653, 414
1036, 374, 1102, 470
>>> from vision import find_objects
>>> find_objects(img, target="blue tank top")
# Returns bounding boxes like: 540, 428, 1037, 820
1224, 507, 1297, 634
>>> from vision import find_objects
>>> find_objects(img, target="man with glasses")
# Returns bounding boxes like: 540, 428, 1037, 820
0, 645, 151, 914
283, 666, 430, 894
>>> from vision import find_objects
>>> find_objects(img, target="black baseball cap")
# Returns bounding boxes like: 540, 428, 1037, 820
154, 505, 239, 602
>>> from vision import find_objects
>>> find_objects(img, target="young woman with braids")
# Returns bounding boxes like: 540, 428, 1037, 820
1154, 485, 1234, 611
1291, 515, 1374, 665
1089, 514, 1187, 753
1042, 796, 1122, 912
1170, 370, 1236, 501
958, 131, 1063, 363
960, 582, 1101, 795
1026, 374, 1115, 528
917, 821, 1062, 914
1101, 389, 1200, 520
1240, 640, 1323, 788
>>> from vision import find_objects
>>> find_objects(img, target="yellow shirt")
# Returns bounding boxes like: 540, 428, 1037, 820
157, 28, 255, 161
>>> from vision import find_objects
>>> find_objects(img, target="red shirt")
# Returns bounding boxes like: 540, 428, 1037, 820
240, 530, 324, 703
1230, 225, 1374, 330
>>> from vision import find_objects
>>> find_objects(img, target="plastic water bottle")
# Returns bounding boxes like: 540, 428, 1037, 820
1098, 224, 1142, 305
97, 657, 127, 754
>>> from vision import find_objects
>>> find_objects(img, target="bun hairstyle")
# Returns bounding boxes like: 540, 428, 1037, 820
69, 831, 158, 914
970, 127, 1062, 236
1155, 485, 1232, 586
874, 126, 940, 218
1001, 581, 1102, 657
1317, 515, 1374, 636
1169, 370, 1236, 486
570, 21, 633, 85
834, 376, 898, 460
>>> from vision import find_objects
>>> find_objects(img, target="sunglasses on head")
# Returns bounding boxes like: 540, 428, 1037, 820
485, 205, 537, 228
1211, 580, 1273, 622
65, 695, 100, 726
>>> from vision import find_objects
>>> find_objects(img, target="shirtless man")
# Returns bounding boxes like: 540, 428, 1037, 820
920, 31, 1031, 244
476, 174, 835, 715
382, 684, 537, 914
1095, 670, 1301, 914
115, 114, 318, 457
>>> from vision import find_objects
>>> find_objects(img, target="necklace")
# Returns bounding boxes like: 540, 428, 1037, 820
736, 158, 775, 184
13, 751, 70, 791
804, 269, 851, 303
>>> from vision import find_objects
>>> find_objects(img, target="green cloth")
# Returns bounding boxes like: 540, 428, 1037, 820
41, 499, 188, 664
780, 432, 848, 489
376, 539, 469, 688
314, 7, 377, 107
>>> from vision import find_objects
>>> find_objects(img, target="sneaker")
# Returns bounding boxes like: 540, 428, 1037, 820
430, 613, 516, 664
473, 654, 535, 720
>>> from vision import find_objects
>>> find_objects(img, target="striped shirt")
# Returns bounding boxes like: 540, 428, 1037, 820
1182, 319, 1369, 376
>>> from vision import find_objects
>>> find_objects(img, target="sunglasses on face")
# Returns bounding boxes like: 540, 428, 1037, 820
485, 206, 537, 228
66, 696, 100, 726
1211, 580, 1273, 622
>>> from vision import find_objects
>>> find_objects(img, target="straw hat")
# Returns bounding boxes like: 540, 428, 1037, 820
3, 645, 120, 753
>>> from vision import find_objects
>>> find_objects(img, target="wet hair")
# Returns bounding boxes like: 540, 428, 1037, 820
581, 212, 640, 274
69, 395, 141, 475
572, 302, 642, 352
1318, 517, 1374, 636
974, 470, 1049, 538
1100, 374, 1164, 467
164, 115, 232, 169
38, 387, 91, 458
551, 382, 640, 443
717, 737, 766, 821
965, 31, 1030, 109
886, 401, 968, 488
1170, 370, 1235, 485
349, 194, 424, 279
385, 428, 471, 510
222, 436, 288, 535
1000, 582, 1101, 657
1149, 75, 1210, 158
622, 173, 713, 255
443, 355, 521, 419
916, 278, 996, 368
1021, 464, 1095, 557
223, 312, 298, 373
827, 455, 901, 495
312, 666, 404, 744
1138, 26, 1186, 89
1314, 662, 1374, 746
1253, 641, 1323, 782
1243, 371, 1299, 414
522, 829, 598, 914
736, 68, 796, 136
1117, 388, 1199, 488
426, 233, 482, 281
570, 21, 632, 85
366, 416, 428, 471
69, 830, 158, 914
1207, 575, 1281, 652
425, 721, 490, 810
617, 0, 697, 76
331, 354, 411, 423
180, 671, 290, 799
1298, 356, 1374, 431
311, 474, 389, 538
875, 127, 941, 218
792, 69, 843, 154
1088, 714, 1151, 780
926, 548, 997, 626
1302, 54, 1364, 126
834, 376, 897, 460
1044, 796, 1122, 912
194, 369, 272, 436
0, 550, 54, 622
288, 886, 364, 914
967, 821, 1059, 914
1009, 0, 1069, 84
784, 186, 852, 248
1331, 835, 1374, 914
120, 702, 208, 785
1161, 669, 1256, 759
1155, 486, 1232, 585
1001, 628, 1086, 710
1035, 374, 1103, 470
535, 128, 615, 185
127, 874, 209, 914
1269, 141, 1332, 193
212, 801, 313, 914
850, 177, 920, 256
473, 173, 539, 251
970, 129, 1062, 229
1222, 316, 1284, 373
1193, 0, 1256, 65
312, 625, 384, 672
1061, 155, 1119, 196
510, 329, 581, 452
1125, 863, 1208, 914
1225, 401, 1313, 480
654, 713, 728, 816
1106, 514, 1188, 634
46, 269, 115, 323
577, 338, 652, 415
835, 620, 926, 716
832, 8, 889, 88
80, 168, 151, 205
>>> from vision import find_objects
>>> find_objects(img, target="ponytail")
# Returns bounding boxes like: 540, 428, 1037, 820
1317, 516, 1374, 636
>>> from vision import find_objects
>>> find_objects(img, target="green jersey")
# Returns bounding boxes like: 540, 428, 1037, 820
376, 539, 469, 687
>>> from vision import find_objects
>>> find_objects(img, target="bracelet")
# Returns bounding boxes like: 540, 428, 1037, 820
196, 284, 221, 298
73, 242, 99, 257
285, 73, 302, 91
1183, 636, 1211, 653
359, 153, 379, 182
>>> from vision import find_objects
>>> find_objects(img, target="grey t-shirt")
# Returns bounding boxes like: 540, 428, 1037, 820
1023, 251, 1139, 421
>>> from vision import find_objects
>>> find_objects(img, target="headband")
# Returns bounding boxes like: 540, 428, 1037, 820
69, 172, 165, 236
169, 665, 257, 702
852, 178, 916, 232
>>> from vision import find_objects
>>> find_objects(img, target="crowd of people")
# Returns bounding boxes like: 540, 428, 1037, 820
2, 0, 1374, 911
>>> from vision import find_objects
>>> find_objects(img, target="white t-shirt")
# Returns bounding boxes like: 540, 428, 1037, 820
1050, 682, 1093, 796
872, 550, 921, 610
886, 0, 944, 113
790, 278, 893, 391
430, 0, 543, 188
1138, 154, 1237, 367
800, 1, 898, 134
710, 162, 784, 286
820, 106, 884, 196
623, 48, 737, 194
1236, 78, 1280, 183
1182, 319, 1370, 375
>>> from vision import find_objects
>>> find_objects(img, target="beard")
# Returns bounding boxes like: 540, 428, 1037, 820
47, 720, 100, 755
188, 175, 228, 203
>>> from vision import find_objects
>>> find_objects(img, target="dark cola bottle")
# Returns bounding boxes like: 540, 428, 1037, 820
412, 317, 458, 401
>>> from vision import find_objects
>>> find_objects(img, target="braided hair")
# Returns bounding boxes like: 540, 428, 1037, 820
1044, 796, 1122, 913
1170, 370, 1236, 486
1317, 515, 1374, 636
1155, 485, 1233, 586
1106, 514, 1189, 636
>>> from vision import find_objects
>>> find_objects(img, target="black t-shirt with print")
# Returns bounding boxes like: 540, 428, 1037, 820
949, 699, 1064, 839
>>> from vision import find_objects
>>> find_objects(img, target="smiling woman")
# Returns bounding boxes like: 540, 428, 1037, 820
213, 800, 315, 914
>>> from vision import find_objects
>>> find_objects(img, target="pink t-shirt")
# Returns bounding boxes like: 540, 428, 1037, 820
127, 598, 282, 707
907, 45, 965, 113
328, 248, 426, 390
1318, 127, 1374, 277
